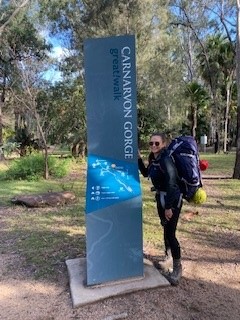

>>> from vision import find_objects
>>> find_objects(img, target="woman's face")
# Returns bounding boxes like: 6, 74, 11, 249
149, 135, 166, 154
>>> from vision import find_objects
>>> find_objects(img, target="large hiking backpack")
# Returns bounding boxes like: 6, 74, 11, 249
167, 136, 202, 201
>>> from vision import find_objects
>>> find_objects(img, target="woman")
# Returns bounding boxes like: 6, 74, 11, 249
138, 132, 183, 285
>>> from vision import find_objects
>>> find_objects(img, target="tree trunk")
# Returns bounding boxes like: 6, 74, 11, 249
214, 131, 219, 154
0, 100, 3, 146
233, 0, 240, 179
191, 104, 197, 138
0, 103, 3, 161
0, 70, 6, 161
34, 111, 49, 179
71, 144, 79, 158
79, 142, 86, 158
44, 147, 49, 180
223, 85, 231, 153
71, 139, 86, 158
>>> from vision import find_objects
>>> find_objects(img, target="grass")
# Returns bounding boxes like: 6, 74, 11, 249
1, 195, 86, 280
0, 153, 239, 280
140, 151, 240, 251
0, 159, 85, 206
0, 158, 87, 279
15, 207, 86, 279
199, 152, 235, 175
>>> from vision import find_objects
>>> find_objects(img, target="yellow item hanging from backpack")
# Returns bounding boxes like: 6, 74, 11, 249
191, 187, 207, 205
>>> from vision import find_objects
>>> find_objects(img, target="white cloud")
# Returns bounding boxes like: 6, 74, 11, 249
43, 68, 62, 82
49, 46, 73, 61
50, 46, 65, 59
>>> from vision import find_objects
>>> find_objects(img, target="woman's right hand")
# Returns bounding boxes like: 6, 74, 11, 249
165, 208, 173, 221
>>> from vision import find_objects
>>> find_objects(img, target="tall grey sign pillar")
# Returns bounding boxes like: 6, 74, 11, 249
84, 35, 143, 286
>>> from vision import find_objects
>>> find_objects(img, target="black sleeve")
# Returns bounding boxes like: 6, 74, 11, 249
162, 156, 180, 209
138, 158, 148, 177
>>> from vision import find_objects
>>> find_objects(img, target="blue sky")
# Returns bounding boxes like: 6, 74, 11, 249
40, 30, 71, 82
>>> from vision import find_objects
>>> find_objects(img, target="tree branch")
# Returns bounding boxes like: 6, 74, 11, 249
0, 0, 30, 38
205, 4, 236, 52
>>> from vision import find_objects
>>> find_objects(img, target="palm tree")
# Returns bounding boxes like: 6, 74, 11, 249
197, 34, 235, 153
185, 81, 209, 138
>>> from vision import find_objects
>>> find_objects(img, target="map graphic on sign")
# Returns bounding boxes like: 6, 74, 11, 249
86, 154, 140, 214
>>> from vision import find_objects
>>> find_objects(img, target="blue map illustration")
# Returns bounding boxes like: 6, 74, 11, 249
86, 154, 141, 213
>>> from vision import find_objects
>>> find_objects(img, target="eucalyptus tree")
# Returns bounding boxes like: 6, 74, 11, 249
0, 0, 30, 37
38, 0, 185, 145
169, 0, 217, 141
170, 0, 240, 178
12, 57, 55, 178
169, 0, 237, 149
206, 0, 240, 178
0, 0, 31, 157
233, 0, 240, 179
0, 1, 50, 158
37, 79, 86, 158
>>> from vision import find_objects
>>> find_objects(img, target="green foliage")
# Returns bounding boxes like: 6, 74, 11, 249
5, 154, 72, 181
3, 127, 15, 142
37, 80, 86, 146
40, 0, 185, 142
184, 81, 210, 138
1, 0, 238, 176
0, 157, 239, 280
48, 155, 72, 178
0, 141, 21, 157
197, 34, 236, 130
3, 12, 51, 60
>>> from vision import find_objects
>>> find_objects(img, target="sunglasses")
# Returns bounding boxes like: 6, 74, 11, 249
149, 141, 160, 146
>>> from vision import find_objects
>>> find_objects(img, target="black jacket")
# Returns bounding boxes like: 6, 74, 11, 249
138, 148, 181, 209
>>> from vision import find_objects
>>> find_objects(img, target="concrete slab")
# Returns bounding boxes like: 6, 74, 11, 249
66, 258, 170, 308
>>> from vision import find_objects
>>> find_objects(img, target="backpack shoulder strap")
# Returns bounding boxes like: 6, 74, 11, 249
168, 138, 184, 156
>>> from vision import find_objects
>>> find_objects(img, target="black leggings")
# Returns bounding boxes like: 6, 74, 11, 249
155, 193, 182, 260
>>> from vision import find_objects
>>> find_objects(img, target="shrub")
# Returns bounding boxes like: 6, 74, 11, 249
5, 154, 72, 181
48, 156, 71, 178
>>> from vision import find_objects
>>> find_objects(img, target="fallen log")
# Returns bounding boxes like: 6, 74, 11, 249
11, 191, 76, 208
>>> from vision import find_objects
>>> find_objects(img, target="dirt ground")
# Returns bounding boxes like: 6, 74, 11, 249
0, 179, 240, 320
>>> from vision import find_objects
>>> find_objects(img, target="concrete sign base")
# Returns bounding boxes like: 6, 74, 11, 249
66, 258, 170, 308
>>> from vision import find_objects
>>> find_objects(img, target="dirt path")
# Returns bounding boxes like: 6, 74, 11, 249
0, 180, 240, 320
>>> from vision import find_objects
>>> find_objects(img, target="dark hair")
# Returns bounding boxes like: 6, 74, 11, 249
150, 132, 169, 144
